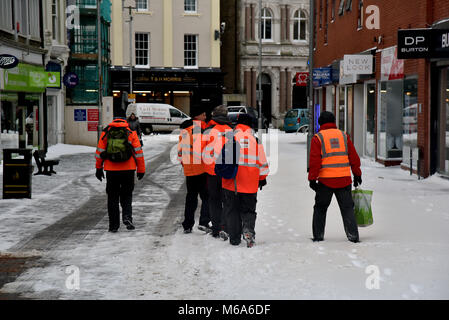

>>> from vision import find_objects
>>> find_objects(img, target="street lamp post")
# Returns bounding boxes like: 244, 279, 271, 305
307, 0, 315, 169
97, 0, 103, 141
122, 1, 135, 96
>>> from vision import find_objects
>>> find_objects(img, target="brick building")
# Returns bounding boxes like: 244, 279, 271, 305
312, 0, 449, 178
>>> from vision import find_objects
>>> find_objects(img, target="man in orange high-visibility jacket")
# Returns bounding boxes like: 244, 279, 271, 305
95, 109, 146, 233
222, 114, 269, 247
202, 105, 233, 239
308, 111, 362, 243
178, 107, 210, 234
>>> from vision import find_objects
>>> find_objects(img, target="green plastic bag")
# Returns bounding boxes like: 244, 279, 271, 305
352, 188, 373, 227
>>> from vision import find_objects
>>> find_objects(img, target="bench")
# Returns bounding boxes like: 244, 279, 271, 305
33, 150, 60, 176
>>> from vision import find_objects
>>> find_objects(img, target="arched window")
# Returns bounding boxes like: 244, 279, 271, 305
293, 10, 307, 41
260, 8, 272, 40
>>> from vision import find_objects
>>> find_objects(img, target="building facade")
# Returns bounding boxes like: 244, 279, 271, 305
312, 0, 449, 178
110, 0, 223, 117
221, 0, 310, 128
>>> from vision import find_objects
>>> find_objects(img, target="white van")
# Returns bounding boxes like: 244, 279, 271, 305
125, 103, 190, 134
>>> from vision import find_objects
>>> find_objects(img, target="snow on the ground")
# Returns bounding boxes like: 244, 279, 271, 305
1, 131, 449, 299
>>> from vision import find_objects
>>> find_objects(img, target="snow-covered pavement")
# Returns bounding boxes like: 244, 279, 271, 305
0, 132, 448, 299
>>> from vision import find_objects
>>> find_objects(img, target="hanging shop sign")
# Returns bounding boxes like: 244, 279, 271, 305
63, 72, 79, 88
295, 72, 309, 87
343, 55, 373, 75
312, 67, 332, 87
46, 71, 61, 88
397, 29, 449, 59
381, 46, 404, 81
0, 54, 19, 69
339, 61, 357, 85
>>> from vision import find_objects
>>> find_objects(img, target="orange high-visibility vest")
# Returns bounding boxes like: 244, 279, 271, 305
202, 123, 232, 176
315, 128, 351, 178
95, 119, 146, 173
177, 120, 205, 176
222, 124, 269, 194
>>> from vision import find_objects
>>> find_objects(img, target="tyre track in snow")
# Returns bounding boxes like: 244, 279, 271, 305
10, 144, 176, 253
1, 142, 186, 299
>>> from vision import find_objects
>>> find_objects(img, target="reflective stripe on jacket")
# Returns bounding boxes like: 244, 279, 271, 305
177, 120, 205, 176
202, 123, 232, 176
95, 119, 146, 173
222, 124, 269, 194
315, 128, 351, 178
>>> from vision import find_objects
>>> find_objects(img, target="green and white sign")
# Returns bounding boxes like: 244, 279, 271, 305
45, 71, 61, 88
0, 63, 46, 93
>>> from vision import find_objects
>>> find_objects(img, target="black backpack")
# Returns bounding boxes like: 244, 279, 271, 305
214, 131, 240, 179
100, 126, 134, 162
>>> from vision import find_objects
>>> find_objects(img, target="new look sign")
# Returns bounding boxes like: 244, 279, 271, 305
343, 55, 373, 75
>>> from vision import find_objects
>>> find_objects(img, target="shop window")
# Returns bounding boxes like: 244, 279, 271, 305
357, 0, 363, 29
365, 83, 376, 158
338, 86, 345, 130
378, 80, 403, 159
338, 0, 346, 16
402, 78, 418, 168
438, 68, 449, 175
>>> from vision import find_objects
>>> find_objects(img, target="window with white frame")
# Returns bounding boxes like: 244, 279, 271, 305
293, 10, 307, 41
135, 33, 150, 67
260, 8, 272, 40
136, 0, 148, 11
52, 0, 59, 40
184, 0, 197, 13
184, 34, 198, 68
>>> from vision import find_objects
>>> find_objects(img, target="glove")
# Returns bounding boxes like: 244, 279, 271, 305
354, 175, 362, 188
96, 168, 105, 182
137, 172, 145, 180
259, 179, 267, 190
309, 180, 318, 191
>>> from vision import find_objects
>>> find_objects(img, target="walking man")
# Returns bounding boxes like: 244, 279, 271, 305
308, 111, 362, 243
222, 114, 269, 247
95, 109, 146, 232
202, 105, 232, 239
178, 106, 210, 233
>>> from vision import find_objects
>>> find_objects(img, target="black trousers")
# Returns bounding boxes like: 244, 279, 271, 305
182, 173, 210, 230
223, 189, 257, 244
106, 170, 135, 230
312, 183, 359, 241
207, 174, 226, 233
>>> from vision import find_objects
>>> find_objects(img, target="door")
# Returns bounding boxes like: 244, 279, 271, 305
47, 96, 57, 146
169, 108, 184, 130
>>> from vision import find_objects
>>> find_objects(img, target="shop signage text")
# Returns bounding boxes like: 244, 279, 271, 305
63, 72, 79, 88
295, 72, 309, 86
74, 109, 86, 122
312, 68, 332, 87
398, 29, 449, 59
0, 54, 19, 69
343, 55, 373, 75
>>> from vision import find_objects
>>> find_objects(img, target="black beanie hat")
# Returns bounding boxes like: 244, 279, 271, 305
237, 113, 253, 128
318, 111, 336, 126
190, 105, 206, 118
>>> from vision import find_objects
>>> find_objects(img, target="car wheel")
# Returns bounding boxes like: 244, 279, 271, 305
144, 125, 153, 135
298, 125, 309, 133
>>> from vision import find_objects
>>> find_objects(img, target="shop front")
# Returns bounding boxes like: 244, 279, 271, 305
0, 63, 46, 152
110, 68, 224, 117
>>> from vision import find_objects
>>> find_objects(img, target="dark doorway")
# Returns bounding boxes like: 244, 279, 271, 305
257, 73, 272, 125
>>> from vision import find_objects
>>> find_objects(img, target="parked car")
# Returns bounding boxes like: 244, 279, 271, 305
125, 103, 190, 134
226, 105, 268, 129
283, 108, 309, 133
